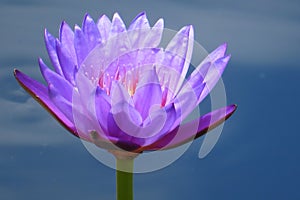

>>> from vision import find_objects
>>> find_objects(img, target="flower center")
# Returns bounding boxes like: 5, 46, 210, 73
98, 66, 140, 96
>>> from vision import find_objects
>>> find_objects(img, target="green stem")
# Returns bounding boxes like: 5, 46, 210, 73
116, 158, 134, 200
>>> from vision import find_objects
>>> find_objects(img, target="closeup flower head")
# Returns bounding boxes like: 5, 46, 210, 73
14, 12, 236, 154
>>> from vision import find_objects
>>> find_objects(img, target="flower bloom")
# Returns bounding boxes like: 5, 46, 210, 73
14, 12, 236, 153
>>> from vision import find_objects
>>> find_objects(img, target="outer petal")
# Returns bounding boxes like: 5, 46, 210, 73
56, 40, 77, 85
128, 12, 151, 49
206, 43, 227, 62
183, 43, 230, 105
110, 13, 126, 37
13, 69, 78, 137
82, 14, 101, 49
165, 25, 194, 95
48, 84, 74, 123
133, 67, 162, 120
128, 12, 150, 31
142, 104, 237, 151
39, 58, 73, 101
103, 13, 131, 66
172, 82, 206, 128
59, 21, 77, 66
74, 25, 89, 66
198, 55, 231, 103
44, 30, 63, 75
72, 88, 104, 141
96, 15, 111, 43
143, 18, 164, 48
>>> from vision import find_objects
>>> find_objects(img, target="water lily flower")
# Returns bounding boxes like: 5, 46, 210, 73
14, 12, 236, 200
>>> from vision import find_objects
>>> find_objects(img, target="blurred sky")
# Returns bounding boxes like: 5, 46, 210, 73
0, 0, 300, 199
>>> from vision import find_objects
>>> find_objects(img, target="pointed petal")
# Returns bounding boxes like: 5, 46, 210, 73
14, 69, 78, 137
128, 12, 151, 49
82, 14, 101, 49
143, 104, 237, 150
48, 84, 74, 123
96, 15, 111, 43
166, 26, 194, 95
185, 44, 230, 105
198, 55, 231, 103
128, 12, 150, 31
110, 13, 126, 37
172, 82, 206, 127
74, 69, 95, 104
74, 25, 89, 66
133, 68, 162, 120
59, 21, 77, 66
39, 58, 73, 101
143, 18, 164, 48
71, 88, 104, 141
107, 13, 130, 61
55, 40, 76, 85
44, 29, 63, 75
207, 43, 227, 62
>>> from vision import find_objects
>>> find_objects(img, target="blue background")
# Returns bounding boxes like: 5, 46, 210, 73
1, 0, 300, 199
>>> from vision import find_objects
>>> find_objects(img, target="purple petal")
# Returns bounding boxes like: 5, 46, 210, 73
109, 101, 143, 138
74, 69, 95, 104
72, 88, 105, 141
74, 25, 89, 66
110, 81, 133, 106
186, 61, 211, 88
96, 15, 111, 43
82, 14, 101, 49
44, 30, 63, 75
107, 102, 177, 151
14, 69, 78, 137
198, 55, 231, 103
133, 67, 162, 120
143, 18, 164, 48
128, 12, 149, 30
110, 13, 126, 36
185, 44, 230, 105
48, 84, 74, 124
172, 82, 206, 127
104, 13, 130, 63
39, 58, 73, 101
95, 87, 112, 133
128, 12, 151, 49
55, 40, 76, 85
141, 103, 177, 146
143, 104, 237, 150
59, 21, 77, 66
165, 25, 194, 95
107, 103, 144, 151
156, 51, 185, 104
207, 43, 227, 62
111, 101, 175, 139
